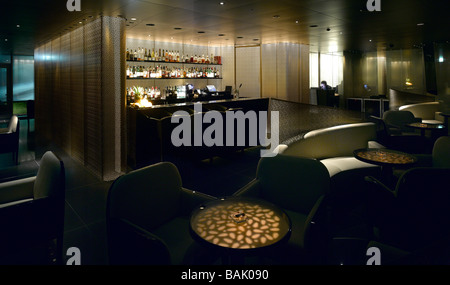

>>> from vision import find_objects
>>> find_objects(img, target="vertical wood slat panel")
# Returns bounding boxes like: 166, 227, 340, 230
60, 33, 72, 154
70, 27, 85, 163
261, 44, 277, 98
51, 38, 62, 148
84, 18, 103, 178
101, 16, 125, 180
299, 45, 310, 104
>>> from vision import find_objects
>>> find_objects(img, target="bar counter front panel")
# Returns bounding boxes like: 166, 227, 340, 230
127, 97, 270, 169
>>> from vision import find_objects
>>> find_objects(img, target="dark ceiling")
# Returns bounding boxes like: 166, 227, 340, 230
0, 0, 448, 55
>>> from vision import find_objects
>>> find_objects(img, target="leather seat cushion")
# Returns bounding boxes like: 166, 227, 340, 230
320, 157, 379, 177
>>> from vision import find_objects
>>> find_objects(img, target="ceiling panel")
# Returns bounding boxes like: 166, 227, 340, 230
0, 0, 448, 55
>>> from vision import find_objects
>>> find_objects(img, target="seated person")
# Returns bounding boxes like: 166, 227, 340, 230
320, 80, 331, 90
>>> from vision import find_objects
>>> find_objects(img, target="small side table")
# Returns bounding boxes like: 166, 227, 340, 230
189, 196, 291, 264
354, 148, 417, 186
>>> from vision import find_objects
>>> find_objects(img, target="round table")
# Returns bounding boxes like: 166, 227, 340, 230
406, 122, 446, 152
406, 122, 446, 137
189, 196, 291, 263
353, 148, 417, 186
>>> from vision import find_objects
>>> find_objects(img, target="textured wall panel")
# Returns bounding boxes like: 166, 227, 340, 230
84, 18, 103, 178
276, 44, 287, 100
60, 33, 72, 153
235, 46, 261, 98
51, 38, 62, 147
270, 98, 364, 144
69, 27, 85, 163
299, 45, 310, 104
102, 16, 125, 181
35, 16, 126, 181
220, 45, 234, 92
286, 43, 299, 102
261, 44, 277, 98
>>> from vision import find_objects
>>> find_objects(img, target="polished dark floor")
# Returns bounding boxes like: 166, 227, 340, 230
0, 104, 370, 265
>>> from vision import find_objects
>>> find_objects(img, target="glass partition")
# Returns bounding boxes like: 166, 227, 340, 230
12, 56, 34, 116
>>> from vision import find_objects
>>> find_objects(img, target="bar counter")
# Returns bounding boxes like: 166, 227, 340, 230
127, 97, 270, 169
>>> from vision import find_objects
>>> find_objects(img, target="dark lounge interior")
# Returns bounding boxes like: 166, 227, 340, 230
0, 0, 449, 270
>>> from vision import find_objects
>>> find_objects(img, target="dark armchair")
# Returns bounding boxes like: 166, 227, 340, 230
0, 151, 65, 264
368, 114, 426, 153
0, 115, 20, 164
233, 154, 331, 264
364, 167, 450, 263
106, 161, 219, 265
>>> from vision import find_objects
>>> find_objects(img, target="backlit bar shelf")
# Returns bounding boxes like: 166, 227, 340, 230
127, 77, 223, 80
126, 60, 221, 66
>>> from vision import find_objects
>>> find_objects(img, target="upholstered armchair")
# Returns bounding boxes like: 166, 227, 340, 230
382, 110, 422, 135
106, 161, 219, 265
0, 151, 65, 264
233, 154, 331, 264
0, 115, 20, 164
364, 167, 450, 256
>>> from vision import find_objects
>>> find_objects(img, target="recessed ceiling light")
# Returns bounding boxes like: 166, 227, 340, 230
219, 1, 225, 5
253, 39, 259, 41
171, 37, 174, 39
417, 23, 425, 26
309, 25, 318, 28
5, 39, 8, 42
148, 35, 151, 37
16, 24, 20, 28
131, 17, 137, 21
146, 23, 155, 26
79, 21, 82, 24
369, 39, 372, 42
198, 31, 205, 33
273, 15, 280, 19
295, 20, 299, 24
237, 36, 243, 39
218, 34, 225, 36
174, 27, 182, 30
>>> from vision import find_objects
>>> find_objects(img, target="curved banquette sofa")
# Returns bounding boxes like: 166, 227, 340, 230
274, 122, 384, 205
398, 101, 443, 124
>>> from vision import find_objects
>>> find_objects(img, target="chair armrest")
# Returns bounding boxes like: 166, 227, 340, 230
180, 188, 218, 215
232, 179, 261, 197
364, 176, 396, 197
0, 196, 63, 250
368, 140, 386, 149
107, 218, 171, 265
411, 154, 433, 167
0, 176, 35, 204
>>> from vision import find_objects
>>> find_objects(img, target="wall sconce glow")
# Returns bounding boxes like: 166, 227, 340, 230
439, 56, 444, 62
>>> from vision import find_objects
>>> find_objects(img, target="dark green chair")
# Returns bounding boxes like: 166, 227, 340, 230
106, 161, 219, 265
233, 154, 331, 264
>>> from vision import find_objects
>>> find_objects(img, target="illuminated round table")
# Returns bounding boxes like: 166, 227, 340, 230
354, 148, 417, 186
189, 197, 291, 263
